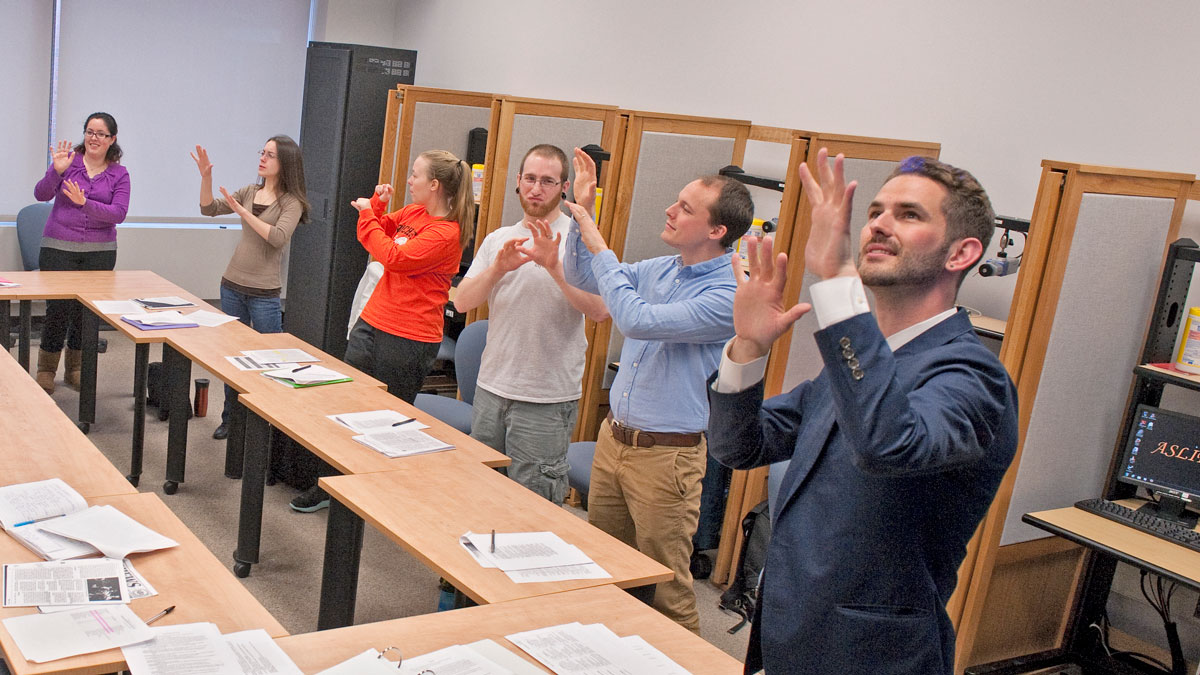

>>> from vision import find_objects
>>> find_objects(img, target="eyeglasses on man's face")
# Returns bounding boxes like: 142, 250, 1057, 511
519, 174, 561, 189
84, 129, 112, 139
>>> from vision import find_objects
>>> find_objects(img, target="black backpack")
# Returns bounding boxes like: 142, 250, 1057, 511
718, 499, 771, 633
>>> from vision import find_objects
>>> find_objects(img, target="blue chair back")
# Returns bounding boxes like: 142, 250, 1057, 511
16, 203, 51, 271
767, 459, 789, 521
454, 319, 487, 405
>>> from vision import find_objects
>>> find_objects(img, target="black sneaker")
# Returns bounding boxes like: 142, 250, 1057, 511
212, 423, 229, 440
290, 486, 330, 513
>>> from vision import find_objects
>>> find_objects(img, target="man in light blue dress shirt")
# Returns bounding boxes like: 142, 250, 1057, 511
562, 148, 754, 632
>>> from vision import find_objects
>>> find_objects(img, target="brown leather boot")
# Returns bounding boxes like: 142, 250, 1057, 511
64, 348, 83, 390
36, 348, 59, 394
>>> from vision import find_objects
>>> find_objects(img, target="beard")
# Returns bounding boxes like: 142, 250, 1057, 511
519, 191, 562, 219
857, 236, 951, 288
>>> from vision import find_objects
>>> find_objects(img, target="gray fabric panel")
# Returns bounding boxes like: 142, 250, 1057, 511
404, 102, 491, 202
498, 114, 603, 227
781, 157, 899, 390
603, 131, 736, 373
1001, 193, 1176, 544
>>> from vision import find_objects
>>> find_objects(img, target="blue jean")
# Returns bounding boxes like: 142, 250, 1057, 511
470, 387, 577, 504
220, 285, 282, 422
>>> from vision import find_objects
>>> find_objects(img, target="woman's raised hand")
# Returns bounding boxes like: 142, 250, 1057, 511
190, 145, 213, 178
51, 140, 75, 175
374, 184, 394, 204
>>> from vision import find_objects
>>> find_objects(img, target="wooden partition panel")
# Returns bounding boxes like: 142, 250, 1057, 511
378, 86, 499, 189
710, 133, 941, 585
954, 163, 1195, 671
575, 111, 751, 442
469, 97, 620, 327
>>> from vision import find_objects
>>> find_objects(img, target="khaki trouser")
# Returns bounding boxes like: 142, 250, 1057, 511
587, 419, 707, 633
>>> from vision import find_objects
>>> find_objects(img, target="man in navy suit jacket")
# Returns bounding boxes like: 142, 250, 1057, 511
707, 149, 1019, 674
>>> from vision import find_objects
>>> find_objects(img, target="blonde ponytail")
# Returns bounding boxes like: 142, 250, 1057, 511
418, 150, 476, 250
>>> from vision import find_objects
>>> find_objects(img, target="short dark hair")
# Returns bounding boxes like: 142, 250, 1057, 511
888, 156, 995, 280
74, 112, 122, 164
696, 175, 754, 249
520, 144, 569, 183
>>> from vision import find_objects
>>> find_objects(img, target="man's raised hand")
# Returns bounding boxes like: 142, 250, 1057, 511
728, 236, 811, 363
797, 147, 858, 281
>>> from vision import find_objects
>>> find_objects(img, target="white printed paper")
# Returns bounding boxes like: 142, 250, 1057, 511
92, 300, 145, 315
329, 410, 428, 433
121, 311, 196, 326
122, 622, 241, 675
315, 648, 402, 674
262, 365, 348, 385
0, 478, 88, 529
133, 296, 195, 308
41, 504, 178, 559
39, 559, 158, 612
2, 604, 153, 663
399, 642, 518, 674
353, 428, 452, 458
503, 562, 611, 584
3, 558, 129, 606
185, 310, 239, 327
461, 532, 592, 571
506, 622, 691, 675
225, 629, 304, 675
242, 348, 318, 364
226, 355, 300, 371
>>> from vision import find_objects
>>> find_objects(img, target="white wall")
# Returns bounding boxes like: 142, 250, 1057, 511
314, 0, 1200, 320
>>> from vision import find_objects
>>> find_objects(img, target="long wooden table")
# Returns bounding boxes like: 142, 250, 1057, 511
0, 492, 286, 675
279, 584, 741, 674
316, 454, 673, 629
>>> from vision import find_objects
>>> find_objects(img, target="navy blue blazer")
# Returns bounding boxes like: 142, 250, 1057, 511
708, 309, 1018, 675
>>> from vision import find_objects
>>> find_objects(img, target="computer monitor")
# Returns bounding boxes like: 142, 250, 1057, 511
1118, 404, 1200, 527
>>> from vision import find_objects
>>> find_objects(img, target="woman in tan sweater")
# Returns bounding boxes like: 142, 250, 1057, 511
191, 135, 309, 439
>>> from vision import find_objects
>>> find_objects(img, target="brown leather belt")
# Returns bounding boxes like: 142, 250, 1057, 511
606, 412, 703, 448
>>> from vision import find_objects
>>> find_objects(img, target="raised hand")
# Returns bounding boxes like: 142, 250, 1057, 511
350, 197, 372, 212
564, 200, 607, 254
51, 140, 75, 175
797, 147, 858, 281
517, 219, 562, 269
219, 186, 247, 215
374, 184, 394, 204
62, 179, 87, 206
728, 236, 811, 362
190, 145, 213, 177
571, 147, 597, 213
496, 237, 531, 273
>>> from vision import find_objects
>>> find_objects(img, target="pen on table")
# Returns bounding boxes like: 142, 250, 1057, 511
391, 419, 417, 427
146, 605, 175, 625
12, 514, 66, 527
291, 365, 311, 373
491, 529, 496, 553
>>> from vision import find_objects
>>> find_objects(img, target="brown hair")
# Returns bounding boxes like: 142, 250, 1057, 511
519, 144, 569, 183
259, 135, 309, 223
419, 149, 474, 250
888, 156, 995, 281
697, 175, 754, 249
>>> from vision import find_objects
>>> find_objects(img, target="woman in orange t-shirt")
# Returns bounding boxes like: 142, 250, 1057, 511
290, 149, 473, 512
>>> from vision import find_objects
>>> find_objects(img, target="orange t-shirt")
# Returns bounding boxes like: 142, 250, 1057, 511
357, 197, 461, 342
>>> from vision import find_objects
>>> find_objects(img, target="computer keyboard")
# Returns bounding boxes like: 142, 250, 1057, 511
1074, 498, 1200, 553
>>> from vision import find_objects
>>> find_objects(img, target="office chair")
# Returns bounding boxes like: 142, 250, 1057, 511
16, 203, 51, 271
413, 319, 487, 434
566, 441, 596, 508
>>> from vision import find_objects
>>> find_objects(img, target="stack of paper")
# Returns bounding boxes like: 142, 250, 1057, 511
506, 622, 691, 674
0, 480, 178, 561
317, 639, 543, 674
121, 624, 302, 675
242, 348, 318, 364
329, 409, 429, 433
262, 365, 352, 388
185, 310, 239, 327
351, 427, 452, 458
3, 558, 130, 607
133, 296, 195, 309
121, 311, 199, 331
2, 604, 154, 663
459, 532, 610, 583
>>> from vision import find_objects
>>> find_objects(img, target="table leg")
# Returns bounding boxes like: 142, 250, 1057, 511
128, 343, 149, 487
18, 300, 31, 371
77, 309, 98, 433
0, 300, 9, 352
225, 394, 246, 479
162, 344, 191, 494
317, 498, 365, 630
233, 411, 269, 578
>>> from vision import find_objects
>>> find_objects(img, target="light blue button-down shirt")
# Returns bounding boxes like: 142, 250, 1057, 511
564, 220, 735, 433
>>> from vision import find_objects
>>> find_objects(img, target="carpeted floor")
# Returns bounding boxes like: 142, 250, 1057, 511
31, 331, 750, 659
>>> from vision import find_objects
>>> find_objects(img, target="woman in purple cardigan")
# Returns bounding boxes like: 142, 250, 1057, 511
33, 112, 131, 393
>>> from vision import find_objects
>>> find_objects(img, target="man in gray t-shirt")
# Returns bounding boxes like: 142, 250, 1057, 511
454, 144, 608, 503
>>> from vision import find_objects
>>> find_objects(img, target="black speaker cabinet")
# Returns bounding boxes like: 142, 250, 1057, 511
284, 41, 417, 358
